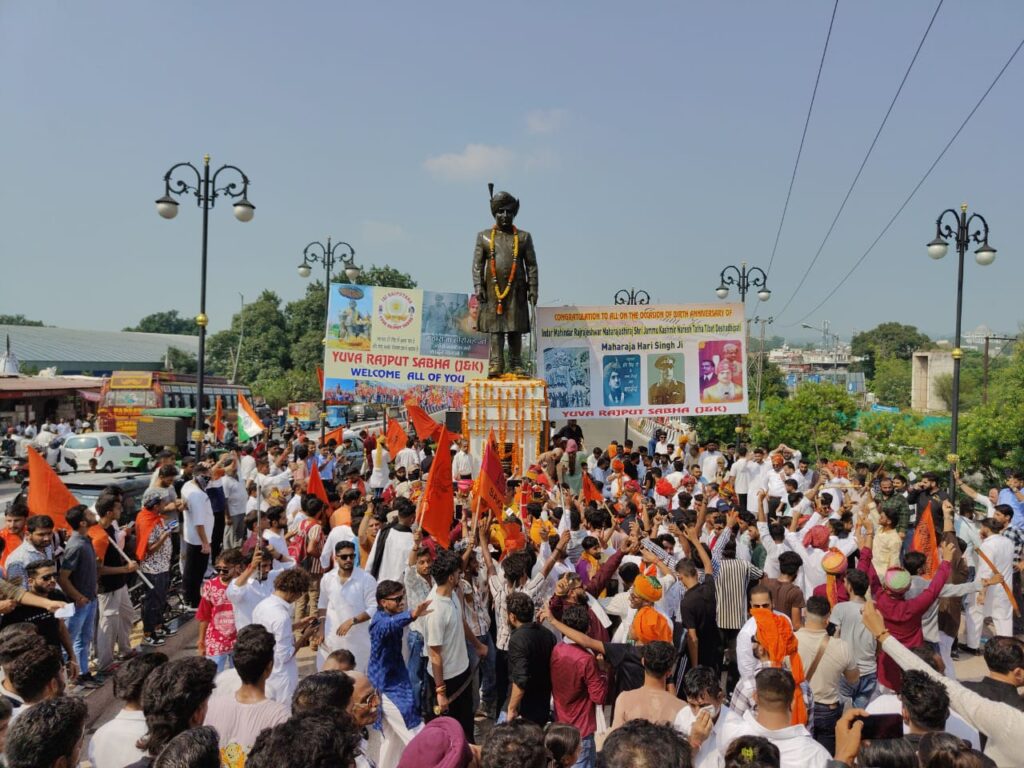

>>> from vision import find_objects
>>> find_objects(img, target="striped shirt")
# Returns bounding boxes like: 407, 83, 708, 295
714, 559, 764, 630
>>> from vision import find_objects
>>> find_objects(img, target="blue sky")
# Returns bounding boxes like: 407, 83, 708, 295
2, 1, 1022, 342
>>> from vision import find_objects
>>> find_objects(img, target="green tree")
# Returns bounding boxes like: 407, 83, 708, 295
251, 368, 321, 409
960, 346, 1024, 477
285, 281, 329, 374
124, 310, 199, 336
857, 411, 949, 472
348, 265, 417, 289
851, 322, 931, 379
750, 383, 857, 455
205, 329, 239, 379
164, 347, 197, 374
0, 314, 44, 326
871, 357, 911, 409
232, 291, 290, 384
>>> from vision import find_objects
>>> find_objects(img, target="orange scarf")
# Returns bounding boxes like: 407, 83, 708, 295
750, 608, 809, 726
581, 550, 607, 597
134, 509, 163, 561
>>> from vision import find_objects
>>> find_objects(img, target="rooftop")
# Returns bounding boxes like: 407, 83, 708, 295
0, 325, 199, 373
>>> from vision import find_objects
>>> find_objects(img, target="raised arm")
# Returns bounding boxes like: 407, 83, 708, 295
540, 602, 605, 655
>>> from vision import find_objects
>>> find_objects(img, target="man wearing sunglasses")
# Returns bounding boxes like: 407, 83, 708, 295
368, 579, 432, 767
315, 540, 377, 673
0, 559, 77, 677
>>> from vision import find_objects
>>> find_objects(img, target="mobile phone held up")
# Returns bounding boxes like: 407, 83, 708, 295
855, 713, 904, 740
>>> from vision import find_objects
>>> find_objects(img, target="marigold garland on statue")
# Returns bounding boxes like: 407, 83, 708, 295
488, 225, 519, 315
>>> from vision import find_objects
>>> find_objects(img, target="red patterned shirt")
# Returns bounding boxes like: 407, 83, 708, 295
197, 576, 237, 657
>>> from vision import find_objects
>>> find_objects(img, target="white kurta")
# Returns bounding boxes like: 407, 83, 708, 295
317, 567, 378, 671
366, 528, 414, 583
977, 533, 1015, 635
252, 593, 298, 704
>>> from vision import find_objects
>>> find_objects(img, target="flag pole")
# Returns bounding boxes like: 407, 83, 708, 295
106, 532, 154, 589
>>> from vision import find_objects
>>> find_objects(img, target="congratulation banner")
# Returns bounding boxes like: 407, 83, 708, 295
322, 284, 489, 413
536, 302, 748, 419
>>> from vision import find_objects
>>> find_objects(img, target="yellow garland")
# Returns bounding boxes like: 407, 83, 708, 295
488, 226, 519, 315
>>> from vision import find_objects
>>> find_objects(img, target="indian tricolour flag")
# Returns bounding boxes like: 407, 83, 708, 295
237, 394, 266, 441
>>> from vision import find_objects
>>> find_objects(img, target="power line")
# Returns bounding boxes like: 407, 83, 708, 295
789, 34, 1024, 327
765, 0, 839, 277
773, 0, 944, 320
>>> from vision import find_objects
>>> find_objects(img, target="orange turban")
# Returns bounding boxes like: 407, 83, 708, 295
821, 548, 848, 607
750, 608, 808, 726
631, 606, 671, 644
632, 575, 663, 603
611, 459, 625, 472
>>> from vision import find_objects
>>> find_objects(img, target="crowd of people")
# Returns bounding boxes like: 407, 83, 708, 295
1, 420, 1024, 767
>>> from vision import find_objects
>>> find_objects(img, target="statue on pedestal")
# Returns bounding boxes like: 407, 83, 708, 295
472, 188, 539, 377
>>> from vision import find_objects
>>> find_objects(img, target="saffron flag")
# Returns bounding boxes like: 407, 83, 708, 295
581, 471, 604, 504
237, 394, 266, 442
213, 396, 225, 442
316, 366, 325, 394
474, 430, 507, 519
385, 418, 408, 459
406, 403, 443, 442
419, 426, 455, 548
26, 447, 73, 531
911, 501, 940, 579
307, 460, 330, 507
323, 425, 346, 446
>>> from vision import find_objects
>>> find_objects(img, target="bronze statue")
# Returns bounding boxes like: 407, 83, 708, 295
472, 189, 539, 377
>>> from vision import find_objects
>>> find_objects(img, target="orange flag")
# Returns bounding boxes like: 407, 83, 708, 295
911, 501, 940, 579
213, 396, 225, 442
582, 471, 604, 504
307, 460, 330, 507
385, 418, 408, 459
406, 402, 442, 442
323, 425, 346, 445
474, 430, 507, 519
419, 427, 455, 548
26, 446, 73, 531
316, 366, 325, 394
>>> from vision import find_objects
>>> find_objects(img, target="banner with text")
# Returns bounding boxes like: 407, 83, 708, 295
536, 302, 748, 419
323, 283, 489, 413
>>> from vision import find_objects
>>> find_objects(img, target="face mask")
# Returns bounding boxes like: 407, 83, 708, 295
700, 703, 721, 719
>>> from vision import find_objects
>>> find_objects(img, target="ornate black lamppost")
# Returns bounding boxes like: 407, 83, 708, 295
156, 155, 254, 452
298, 238, 361, 442
927, 203, 996, 495
715, 262, 771, 303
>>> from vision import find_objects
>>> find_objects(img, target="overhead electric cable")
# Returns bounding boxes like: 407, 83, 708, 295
773, 0, 944, 321
764, 0, 839, 277
788, 34, 1024, 327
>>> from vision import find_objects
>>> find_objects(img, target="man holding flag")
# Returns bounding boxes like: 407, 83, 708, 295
237, 394, 266, 444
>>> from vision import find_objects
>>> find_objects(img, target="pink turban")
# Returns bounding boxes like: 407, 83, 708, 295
802, 525, 830, 552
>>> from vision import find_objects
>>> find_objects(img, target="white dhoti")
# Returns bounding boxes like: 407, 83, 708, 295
378, 694, 423, 768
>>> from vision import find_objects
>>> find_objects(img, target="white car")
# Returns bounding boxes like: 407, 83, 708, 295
61, 433, 151, 473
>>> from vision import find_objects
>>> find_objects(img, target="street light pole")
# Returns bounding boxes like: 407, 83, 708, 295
298, 237, 361, 444
613, 288, 651, 305
156, 155, 254, 456
927, 203, 997, 496
716, 262, 771, 304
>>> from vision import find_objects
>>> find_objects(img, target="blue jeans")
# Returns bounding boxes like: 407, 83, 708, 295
572, 734, 596, 768
66, 598, 97, 675
476, 633, 496, 710
840, 671, 877, 709
209, 653, 234, 674
407, 630, 425, 710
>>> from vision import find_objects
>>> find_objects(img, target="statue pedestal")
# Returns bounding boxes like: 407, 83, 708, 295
463, 378, 549, 477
